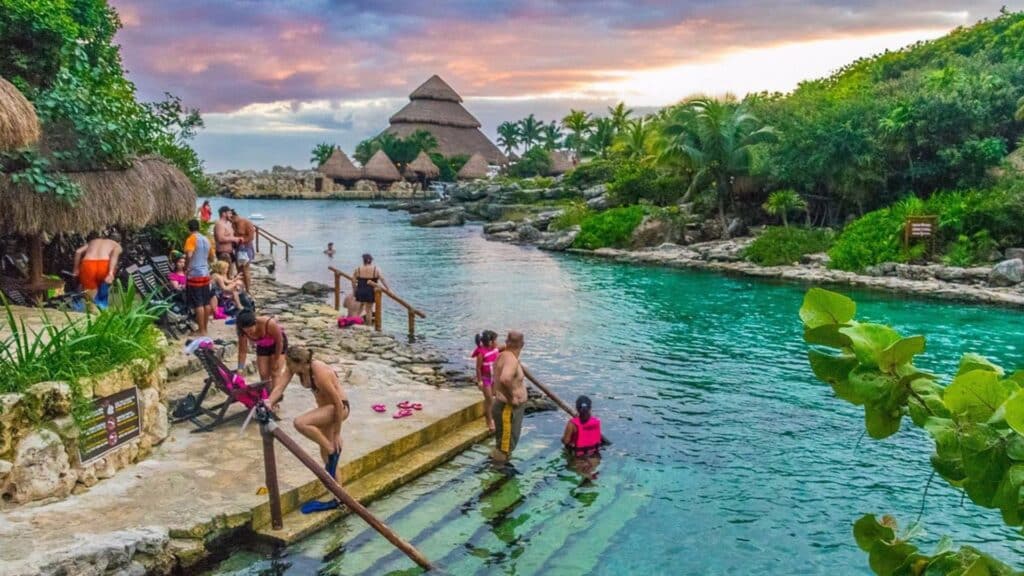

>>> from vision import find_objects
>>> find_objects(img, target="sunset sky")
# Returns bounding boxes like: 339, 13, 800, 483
108, 1, 1016, 171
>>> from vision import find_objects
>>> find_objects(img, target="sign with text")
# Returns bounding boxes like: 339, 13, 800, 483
78, 387, 141, 464
903, 215, 939, 258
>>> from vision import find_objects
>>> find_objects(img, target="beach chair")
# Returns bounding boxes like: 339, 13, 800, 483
125, 265, 191, 337
175, 340, 272, 432
149, 255, 173, 280
0, 274, 85, 309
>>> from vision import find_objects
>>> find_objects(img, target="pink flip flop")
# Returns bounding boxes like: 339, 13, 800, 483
411, 403, 423, 411
372, 404, 386, 413
393, 408, 413, 419
397, 401, 413, 410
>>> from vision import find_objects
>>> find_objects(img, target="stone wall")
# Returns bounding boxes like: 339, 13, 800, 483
0, 353, 171, 506
209, 166, 433, 200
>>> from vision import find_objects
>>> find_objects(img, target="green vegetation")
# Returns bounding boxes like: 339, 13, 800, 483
1, 284, 164, 424
0, 0, 211, 196
762, 189, 807, 227
507, 147, 552, 178
310, 142, 336, 167
573, 205, 646, 249
354, 130, 437, 167
744, 227, 833, 266
549, 201, 592, 231
563, 158, 620, 189
800, 287, 1024, 574
607, 161, 685, 206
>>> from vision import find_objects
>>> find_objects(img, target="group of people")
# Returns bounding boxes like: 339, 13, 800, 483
183, 205, 256, 336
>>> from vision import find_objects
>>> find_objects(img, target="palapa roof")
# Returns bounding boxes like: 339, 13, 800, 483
0, 156, 195, 235
0, 76, 40, 152
382, 75, 507, 165
546, 150, 575, 176
456, 153, 489, 180
318, 148, 361, 180
361, 149, 402, 182
406, 151, 440, 179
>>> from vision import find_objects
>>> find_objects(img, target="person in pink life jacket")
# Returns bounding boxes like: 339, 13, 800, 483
471, 330, 500, 432
562, 395, 602, 457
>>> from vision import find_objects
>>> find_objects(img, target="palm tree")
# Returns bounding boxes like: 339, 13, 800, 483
660, 97, 777, 237
762, 189, 807, 228
615, 117, 653, 161
406, 129, 438, 154
541, 122, 563, 150
1016, 96, 1024, 121
310, 142, 336, 167
518, 114, 543, 150
608, 102, 633, 131
584, 118, 617, 159
496, 121, 521, 156
561, 109, 593, 157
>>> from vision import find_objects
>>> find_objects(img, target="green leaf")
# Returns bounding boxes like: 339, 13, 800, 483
848, 367, 895, 404
1001, 390, 1024, 436
944, 370, 1013, 424
865, 405, 903, 439
925, 417, 965, 483
992, 463, 1024, 525
840, 323, 902, 367
960, 424, 1009, 507
808, 349, 859, 401
878, 335, 926, 373
956, 353, 1004, 377
804, 323, 854, 348
853, 515, 894, 551
908, 378, 949, 425
800, 288, 856, 329
1006, 434, 1024, 461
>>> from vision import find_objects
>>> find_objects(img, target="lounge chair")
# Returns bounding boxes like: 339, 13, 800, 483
124, 264, 191, 337
173, 340, 272, 432
0, 274, 85, 309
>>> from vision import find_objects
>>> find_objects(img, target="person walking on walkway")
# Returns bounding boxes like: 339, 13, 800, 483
72, 232, 122, 310
230, 209, 256, 292
492, 331, 528, 463
236, 309, 288, 384
184, 219, 215, 336
352, 253, 389, 324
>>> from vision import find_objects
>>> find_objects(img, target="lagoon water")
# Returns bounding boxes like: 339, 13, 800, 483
208, 198, 1024, 575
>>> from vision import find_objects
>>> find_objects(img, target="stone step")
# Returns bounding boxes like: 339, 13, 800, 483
254, 413, 490, 545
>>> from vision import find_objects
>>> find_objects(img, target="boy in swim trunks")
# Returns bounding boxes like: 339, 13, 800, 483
72, 233, 122, 310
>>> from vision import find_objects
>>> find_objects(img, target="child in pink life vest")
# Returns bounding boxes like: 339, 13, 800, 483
471, 330, 500, 432
562, 395, 602, 457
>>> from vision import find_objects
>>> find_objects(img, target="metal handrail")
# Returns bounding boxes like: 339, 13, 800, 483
329, 266, 426, 338
254, 226, 292, 261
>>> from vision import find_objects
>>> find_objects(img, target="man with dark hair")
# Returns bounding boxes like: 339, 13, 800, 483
184, 219, 215, 336
72, 230, 122, 310
214, 206, 237, 270
229, 209, 256, 291
492, 330, 528, 463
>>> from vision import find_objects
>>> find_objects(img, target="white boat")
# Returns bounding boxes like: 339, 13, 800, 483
250, 213, 266, 221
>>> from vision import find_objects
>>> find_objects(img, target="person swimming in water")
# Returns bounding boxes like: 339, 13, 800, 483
562, 395, 602, 480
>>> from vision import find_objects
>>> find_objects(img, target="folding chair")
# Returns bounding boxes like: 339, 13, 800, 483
175, 341, 272, 432
125, 265, 191, 337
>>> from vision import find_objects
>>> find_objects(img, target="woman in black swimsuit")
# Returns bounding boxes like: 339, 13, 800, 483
352, 253, 389, 323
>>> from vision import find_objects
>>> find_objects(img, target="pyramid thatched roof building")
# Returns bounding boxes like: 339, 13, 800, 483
319, 148, 361, 181
456, 153, 489, 180
383, 75, 507, 166
362, 149, 402, 182
0, 76, 40, 152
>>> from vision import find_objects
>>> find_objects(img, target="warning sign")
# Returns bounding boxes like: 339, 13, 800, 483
78, 387, 141, 464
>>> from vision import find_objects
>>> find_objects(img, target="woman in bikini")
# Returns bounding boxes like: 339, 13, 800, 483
236, 309, 288, 383
351, 253, 389, 324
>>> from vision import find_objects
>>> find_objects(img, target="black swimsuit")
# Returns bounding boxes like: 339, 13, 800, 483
354, 268, 378, 303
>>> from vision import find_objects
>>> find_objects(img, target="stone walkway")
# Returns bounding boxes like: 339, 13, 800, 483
0, 273, 484, 576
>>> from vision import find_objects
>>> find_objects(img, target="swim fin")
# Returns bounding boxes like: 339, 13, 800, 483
300, 499, 340, 514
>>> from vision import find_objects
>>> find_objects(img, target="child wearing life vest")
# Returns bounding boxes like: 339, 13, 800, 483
562, 395, 602, 457
471, 330, 500, 432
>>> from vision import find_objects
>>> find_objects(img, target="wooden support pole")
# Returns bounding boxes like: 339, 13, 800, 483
260, 423, 283, 530
285, 244, 289, 262
407, 309, 415, 339
265, 420, 434, 570
521, 365, 611, 446
333, 271, 341, 311
374, 289, 383, 332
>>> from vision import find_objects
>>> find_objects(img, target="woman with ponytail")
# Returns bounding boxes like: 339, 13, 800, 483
471, 330, 500, 432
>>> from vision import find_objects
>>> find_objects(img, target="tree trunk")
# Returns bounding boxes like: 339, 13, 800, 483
782, 212, 788, 228
718, 196, 729, 239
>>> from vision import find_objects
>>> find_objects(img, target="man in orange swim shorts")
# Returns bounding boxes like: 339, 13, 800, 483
73, 232, 122, 310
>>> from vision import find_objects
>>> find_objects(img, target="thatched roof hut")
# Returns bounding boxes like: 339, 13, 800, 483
362, 149, 402, 182
318, 148, 361, 181
139, 157, 199, 224
406, 151, 440, 179
382, 75, 507, 165
456, 153, 489, 180
546, 150, 575, 176
0, 76, 40, 152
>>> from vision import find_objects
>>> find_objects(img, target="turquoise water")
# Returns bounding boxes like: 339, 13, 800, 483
207, 199, 1024, 575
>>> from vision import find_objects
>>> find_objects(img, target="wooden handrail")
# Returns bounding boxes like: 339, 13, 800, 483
329, 266, 426, 338
254, 226, 292, 261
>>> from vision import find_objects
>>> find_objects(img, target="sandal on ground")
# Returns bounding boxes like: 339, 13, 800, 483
393, 408, 414, 419
397, 401, 413, 410
371, 404, 386, 413
411, 402, 423, 411
300, 499, 340, 514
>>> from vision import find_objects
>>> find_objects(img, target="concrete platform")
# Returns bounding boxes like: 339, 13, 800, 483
0, 357, 484, 575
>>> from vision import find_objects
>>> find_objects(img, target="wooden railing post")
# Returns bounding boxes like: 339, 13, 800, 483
374, 289, 383, 332
269, 240, 275, 256
285, 244, 289, 262
407, 310, 415, 339
255, 233, 260, 253
260, 422, 283, 530
333, 270, 341, 311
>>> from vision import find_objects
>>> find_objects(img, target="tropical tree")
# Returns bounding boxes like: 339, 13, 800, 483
496, 121, 520, 156
1016, 95, 1024, 121
762, 189, 807, 227
405, 129, 438, 155
310, 142, 336, 167
660, 98, 777, 237
584, 117, 617, 159
518, 114, 543, 150
608, 102, 633, 130
561, 109, 593, 157
614, 117, 654, 161
541, 122, 563, 150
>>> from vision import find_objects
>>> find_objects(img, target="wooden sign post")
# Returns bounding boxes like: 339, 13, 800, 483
903, 215, 938, 260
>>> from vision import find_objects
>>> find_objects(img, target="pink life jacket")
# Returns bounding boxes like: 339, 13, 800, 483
480, 347, 500, 378
571, 416, 602, 455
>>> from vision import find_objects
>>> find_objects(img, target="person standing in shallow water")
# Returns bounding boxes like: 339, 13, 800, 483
352, 253, 388, 324
492, 331, 528, 463
472, 330, 500, 432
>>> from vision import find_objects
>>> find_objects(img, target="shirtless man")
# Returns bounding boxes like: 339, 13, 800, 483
491, 331, 528, 463
72, 232, 122, 310
213, 206, 238, 273
230, 210, 256, 291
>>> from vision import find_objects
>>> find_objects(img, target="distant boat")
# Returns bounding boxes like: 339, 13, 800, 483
250, 213, 266, 220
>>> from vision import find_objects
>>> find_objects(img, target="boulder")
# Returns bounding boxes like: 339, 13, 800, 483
516, 224, 542, 243
410, 207, 465, 228
800, 252, 831, 267
530, 210, 564, 231
300, 281, 332, 296
586, 194, 610, 210
483, 221, 516, 234
3, 428, 76, 503
895, 264, 935, 281
699, 219, 724, 241
139, 387, 169, 445
726, 218, 747, 238
450, 185, 488, 202
0, 459, 10, 485
582, 184, 606, 199
24, 382, 73, 419
353, 179, 378, 193
989, 258, 1024, 286
538, 227, 580, 251
631, 216, 677, 249
0, 393, 26, 456
1005, 248, 1024, 261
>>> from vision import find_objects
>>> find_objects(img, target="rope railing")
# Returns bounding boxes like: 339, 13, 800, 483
329, 266, 426, 338
254, 226, 293, 261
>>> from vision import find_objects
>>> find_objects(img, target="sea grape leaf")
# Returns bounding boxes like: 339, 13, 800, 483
804, 323, 854, 348
908, 378, 950, 426
808, 349, 859, 402
992, 463, 1024, 525
925, 417, 965, 483
868, 539, 920, 576
1006, 434, 1024, 461
800, 288, 856, 329
1007, 371, 1024, 387
878, 335, 926, 374
1001, 390, 1024, 436
956, 353, 1004, 377
960, 424, 1009, 508
854, 514, 895, 551
849, 367, 895, 404
865, 406, 902, 439
840, 323, 902, 368
944, 370, 1013, 424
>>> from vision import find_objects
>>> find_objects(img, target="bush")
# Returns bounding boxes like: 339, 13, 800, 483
507, 147, 552, 178
563, 158, 620, 189
607, 161, 685, 206
944, 230, 997, 266
430, 153, 468, 181
744, 227, 834, 266
550, 201, 592, 231
573, 205, 646, 249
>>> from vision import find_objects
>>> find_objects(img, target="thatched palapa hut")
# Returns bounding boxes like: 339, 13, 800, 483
383, 75, 507, 165
362, 149, 402, 182
406, 151, 440, 180
0, 76, 40, 152
318, 148, 361, 183
456, 153, 489, 180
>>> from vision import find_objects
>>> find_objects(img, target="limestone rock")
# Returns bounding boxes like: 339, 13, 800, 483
631, 216, 676, 249
538, 227, 580, 252
24, 381, 73, 419
410, 207, 465, 228
3, 428, 76, 503
1005, 247, 1024, 261
800, 252, 831, 267
989, 258, 1024, 286
516, 224, 542, 243
582, 184, 606, 199
0, 459, 11, 485
450, 185, 489, 202
726, 218, 747, 238
483, 221, 516, 234
0, 393, 26, 456
586, 194, 610, 210
530, 209, 564, 231
139, 387, 169, 445
301, 281, 332, 296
